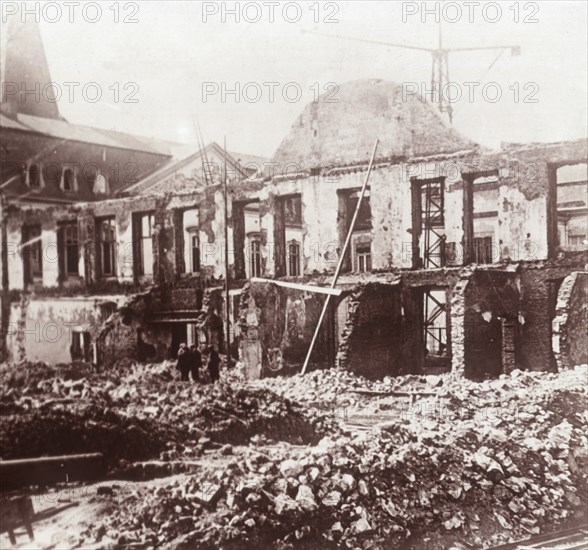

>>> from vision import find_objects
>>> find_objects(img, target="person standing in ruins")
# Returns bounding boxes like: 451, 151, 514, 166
176, 343, 191, 381
189, 344, 202, 382
207, 345, 220, 383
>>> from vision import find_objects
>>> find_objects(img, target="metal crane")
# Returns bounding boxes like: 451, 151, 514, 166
302, 26, 520, 123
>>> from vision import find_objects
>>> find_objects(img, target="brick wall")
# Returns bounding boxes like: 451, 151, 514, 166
553, 271, 588, 369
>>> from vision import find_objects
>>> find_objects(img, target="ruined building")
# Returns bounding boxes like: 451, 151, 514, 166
1, 22, 587, 379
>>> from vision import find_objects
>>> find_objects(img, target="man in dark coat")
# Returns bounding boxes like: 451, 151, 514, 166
176, 343, 190, 381
189, 344, 202, 382
207, 345, 220, 383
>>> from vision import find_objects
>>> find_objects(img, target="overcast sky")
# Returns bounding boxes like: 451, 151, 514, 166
10, 0, 588, 157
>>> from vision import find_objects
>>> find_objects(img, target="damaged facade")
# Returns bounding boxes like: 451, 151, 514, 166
1, 24, 587, 379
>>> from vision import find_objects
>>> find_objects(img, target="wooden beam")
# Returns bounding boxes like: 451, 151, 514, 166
250, 277, 343, 296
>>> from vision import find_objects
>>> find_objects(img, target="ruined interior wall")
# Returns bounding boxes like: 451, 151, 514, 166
5, 296, 125, 364
462, 269, 521, 379
97, 291, 159, 366
369, 165, 413, 269
296, 165, 414, 273
300, 175, 341, 274
518, 262, 584, 372
553, 271, 588, 370
338, 283, 402, 379
239, 281, 326, 376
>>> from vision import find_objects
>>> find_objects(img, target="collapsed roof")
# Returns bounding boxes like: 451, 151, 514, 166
272, 79, 478, 168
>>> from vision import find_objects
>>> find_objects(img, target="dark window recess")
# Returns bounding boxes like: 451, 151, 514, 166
23, 225, 42, 284
355, 242, 372, 272
137, 213, 154, 276
100, 302, 117, 320
63, 168, 75, 191
28, 164, 41, 187
284, 196, 302, 226
191, 235, 200, 272
250, 240, 261, 277
473, 236, 493, 264
97, 218, 117, 277
347, 195, 372, 231
60, 223, 79, 276
71, 331, 91, 362
287, 241, 301, 276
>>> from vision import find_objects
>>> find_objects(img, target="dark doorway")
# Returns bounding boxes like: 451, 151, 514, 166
71, 331, 92, 362
468, 316, 502, 379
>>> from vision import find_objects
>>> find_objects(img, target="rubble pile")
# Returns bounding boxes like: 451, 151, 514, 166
0, 362, 337, 466
85, 366, 587, 550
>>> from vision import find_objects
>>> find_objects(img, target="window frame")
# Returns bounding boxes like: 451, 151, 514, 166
287, 240, 301, 277
138, 212, 155, 277
97, 217, 117, 278
249, 239, 262, 278
62, 222, 79, 276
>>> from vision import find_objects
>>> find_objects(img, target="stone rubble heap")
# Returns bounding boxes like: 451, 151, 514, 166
81, 365, 587, 550
0, 362, 337, 467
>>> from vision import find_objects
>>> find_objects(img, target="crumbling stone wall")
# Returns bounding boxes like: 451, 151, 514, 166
518, 259, 585, 372
553, 271, 588, 370
96, 289, 161, 366
462, 268, 521, 379
239, 281, 327, 376
6, 294, 121, 364
337, 283, 402, 379
450, 272, 470, 377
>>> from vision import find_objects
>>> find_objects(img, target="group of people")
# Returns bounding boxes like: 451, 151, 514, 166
176, 343, 220, 383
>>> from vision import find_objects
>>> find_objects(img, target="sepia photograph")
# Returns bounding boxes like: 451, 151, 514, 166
0, 1, 587, 548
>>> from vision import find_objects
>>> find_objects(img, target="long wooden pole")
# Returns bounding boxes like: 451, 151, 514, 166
223, 137, 231, 360
301, 139, 379, 374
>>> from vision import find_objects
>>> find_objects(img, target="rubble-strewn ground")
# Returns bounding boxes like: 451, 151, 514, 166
0, 362, 586, 549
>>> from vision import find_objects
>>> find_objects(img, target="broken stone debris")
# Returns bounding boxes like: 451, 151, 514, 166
62, 363, 588, 549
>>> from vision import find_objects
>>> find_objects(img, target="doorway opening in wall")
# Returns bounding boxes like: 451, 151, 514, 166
420, 287, 451, 371
71, 331, 91, 362
22, 225, 42, 286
